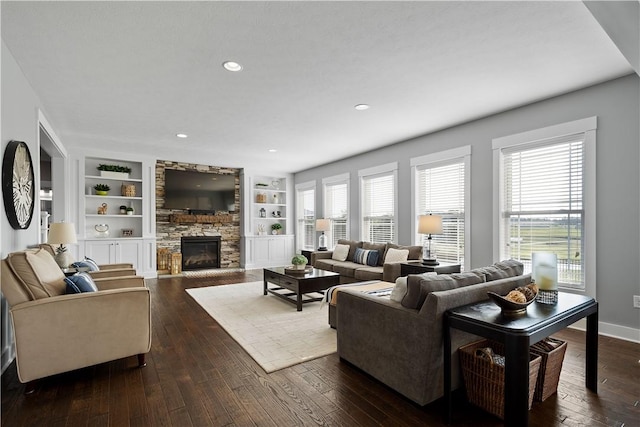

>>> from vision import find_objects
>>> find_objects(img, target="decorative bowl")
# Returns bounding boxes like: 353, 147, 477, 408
487, 291, 537, 316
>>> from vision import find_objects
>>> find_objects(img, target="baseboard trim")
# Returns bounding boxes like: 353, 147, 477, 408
568, 319, 640, 343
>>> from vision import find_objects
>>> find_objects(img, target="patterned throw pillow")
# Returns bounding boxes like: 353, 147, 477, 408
384, 247, 409, 263
64, 272, 98, 294
353, 247, 379, 267
332, 244, 350, 261
71, 257, 100, 272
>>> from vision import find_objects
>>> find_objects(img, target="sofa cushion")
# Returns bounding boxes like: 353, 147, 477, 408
64, 272, 98, 293
384, 247, 409, 263
385, 243, 422, 261
494, 259, 524, 277
314, 259, 344, 271
363, 242, 386, 266
7, 249, 67, 299
332, 261, 362, 277
354, 266, 384, 281
471, 266, 509, 281
353, 248, 379, 267
337, 239, 363, 262
332, 244, 350, 261
401, 272, 485, 309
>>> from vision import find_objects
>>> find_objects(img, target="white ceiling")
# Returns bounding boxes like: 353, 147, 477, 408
1, 1, 633, 173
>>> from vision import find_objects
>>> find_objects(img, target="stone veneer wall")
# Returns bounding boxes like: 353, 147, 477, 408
156, 160, 241, 269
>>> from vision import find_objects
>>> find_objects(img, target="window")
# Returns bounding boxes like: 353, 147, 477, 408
295, 181, 315, 250
411, 146, 470, 269
323, 173, 349, 249
359, 163, 397, 244
493, 117, 596, 293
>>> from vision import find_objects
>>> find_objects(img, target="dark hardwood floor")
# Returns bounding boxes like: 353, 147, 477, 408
2, 271, 639, 426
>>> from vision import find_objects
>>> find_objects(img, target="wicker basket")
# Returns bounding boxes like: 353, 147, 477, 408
459, 339, 541, 419
530, 337, 567, 401
121, 184, 136, 197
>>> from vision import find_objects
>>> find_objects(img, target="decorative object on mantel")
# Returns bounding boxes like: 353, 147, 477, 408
121, 228, 134, 237
47, 222, 78, 268
94, 183, 110, 196
169, 213, 234, 224
97, 203, 108, 215
97, 164, 131, 179
271, 223, 282, 235
121, 184, 136, 197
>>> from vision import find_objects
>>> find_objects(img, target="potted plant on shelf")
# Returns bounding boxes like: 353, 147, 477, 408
271, 223, 282, 235
94, 184, 111, 196
97, 164, 132, 179
119, 205, 127, 214
126, 207, 135, 215
291, 254, 308, 270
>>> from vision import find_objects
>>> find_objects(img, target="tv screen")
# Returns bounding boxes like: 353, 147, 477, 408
164, 169, 236, 211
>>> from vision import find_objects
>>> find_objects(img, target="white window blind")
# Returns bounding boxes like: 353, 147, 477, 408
361, 172, 395, 244
296, 186, 315, 250
501, 134, 585, 288
324, 182, 348, 248
416, 160, 465, 266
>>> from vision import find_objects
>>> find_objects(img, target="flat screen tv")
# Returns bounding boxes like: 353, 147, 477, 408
163, 169, 236, 212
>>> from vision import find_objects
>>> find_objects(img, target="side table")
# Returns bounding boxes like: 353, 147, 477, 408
400, 261, 460, 276
444, 292, 598, 426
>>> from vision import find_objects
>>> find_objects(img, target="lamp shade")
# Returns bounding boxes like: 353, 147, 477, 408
316, 219, 331, 232
418, 215, 442, 235
48, 222, 78, 245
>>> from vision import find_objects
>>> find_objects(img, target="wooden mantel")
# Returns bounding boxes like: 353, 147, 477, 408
169, 214, 235, 224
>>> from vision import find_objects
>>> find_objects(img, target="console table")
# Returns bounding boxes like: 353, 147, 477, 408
444, 292, 598, 426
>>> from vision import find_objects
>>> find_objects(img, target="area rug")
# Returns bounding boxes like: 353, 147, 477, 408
186, 281, 336, 373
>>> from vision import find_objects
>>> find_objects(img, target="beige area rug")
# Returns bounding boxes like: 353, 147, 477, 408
186, 281, 336, 373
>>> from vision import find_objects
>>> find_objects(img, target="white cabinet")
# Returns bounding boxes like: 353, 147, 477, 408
243, 235, 295, 269
251, 176, 288, 236
84, 239, 143, 270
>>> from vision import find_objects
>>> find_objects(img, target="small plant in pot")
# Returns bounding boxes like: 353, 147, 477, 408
291, 254, 308, 270
97, 164, 132, 173
119, 205, 127, 214
126, 207, 135, 215
271, 223, 282, 235
94, 184, 111, 196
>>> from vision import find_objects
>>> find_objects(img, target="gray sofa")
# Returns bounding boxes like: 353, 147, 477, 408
336, 260, 530, 406
311, 239, 422, 283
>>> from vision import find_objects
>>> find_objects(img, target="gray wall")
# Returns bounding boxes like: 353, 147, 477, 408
295, 73, 640, 338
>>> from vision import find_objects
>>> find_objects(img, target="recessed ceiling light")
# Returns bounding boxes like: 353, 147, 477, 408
268, 149, 277, 153
223, 61, 243, 72
176, 133, 188, 138
354, 104, 370, 111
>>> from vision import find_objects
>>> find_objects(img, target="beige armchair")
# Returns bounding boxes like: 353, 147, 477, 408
38, 243, 137, 278
1, 248, 151, 392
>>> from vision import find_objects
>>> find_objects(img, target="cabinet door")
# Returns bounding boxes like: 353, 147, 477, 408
253, 238, 271, 264
268, 238, 287, 260
114, 240, 142, 270
85, 240, 117, 264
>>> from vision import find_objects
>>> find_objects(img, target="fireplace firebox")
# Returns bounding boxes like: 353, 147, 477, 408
181, 236, 221, 271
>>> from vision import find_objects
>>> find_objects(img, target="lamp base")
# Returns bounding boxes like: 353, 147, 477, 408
421, 258, 439, 266
54, 251, 74, 268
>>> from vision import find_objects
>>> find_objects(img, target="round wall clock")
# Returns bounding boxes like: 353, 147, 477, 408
2, 140, 35, 230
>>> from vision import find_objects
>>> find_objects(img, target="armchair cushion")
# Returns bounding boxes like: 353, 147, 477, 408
65, 272, 98, 293
6, 249, 66, 299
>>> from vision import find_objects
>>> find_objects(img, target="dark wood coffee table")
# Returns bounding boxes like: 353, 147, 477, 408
263, 267, 340, 311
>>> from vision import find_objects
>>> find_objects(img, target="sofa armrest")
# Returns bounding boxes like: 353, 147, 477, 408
382, 262, 402, 283
10, 288, 151, 383
311, 251, 333, 266
98, 263, 134, 270
93, 275, 146, 290
89, 268, 136, 279
337, 290, 441, 405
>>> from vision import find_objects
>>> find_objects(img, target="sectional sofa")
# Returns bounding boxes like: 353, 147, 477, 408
336, 260, 529, 406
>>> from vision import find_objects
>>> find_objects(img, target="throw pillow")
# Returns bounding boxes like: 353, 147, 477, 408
383, 247, 409, 263
71, 257, 100, 272
337, 239, 363, 262
401, 272, 485, 309
353, 247, 379, 267
385, 243, 423, 261
332, 244, 350, 261
64, 272, 98, 293
363, 242, 386, 266
390, 276, 408, 302
84, 256, 100, 271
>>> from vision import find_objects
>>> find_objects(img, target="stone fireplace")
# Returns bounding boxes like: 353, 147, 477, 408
156, 160, 241, 270
181, 236, 221, 271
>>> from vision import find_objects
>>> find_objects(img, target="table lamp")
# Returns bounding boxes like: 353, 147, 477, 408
47, 222, 77, 268
418, 214, 442, 266
316, 219, 330, 251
